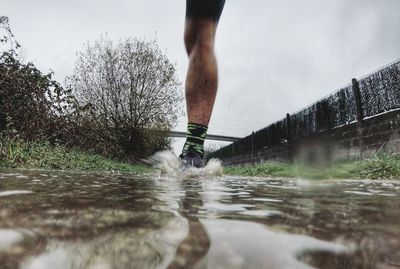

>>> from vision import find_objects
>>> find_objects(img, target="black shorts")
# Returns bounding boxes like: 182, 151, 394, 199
186, 0, 226, 22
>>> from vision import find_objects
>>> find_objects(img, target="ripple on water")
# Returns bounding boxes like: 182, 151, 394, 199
0, 190, 33, 197
250, 197, 283, 203
16, 174, 29, 179
203, 203, 255, 212
1, 170, 400, 268
239, 209, 282, 218
344, 190, 374, 196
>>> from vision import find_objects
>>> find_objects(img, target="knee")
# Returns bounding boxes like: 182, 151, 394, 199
187, 37, 214, 57
184, 19, 216, 56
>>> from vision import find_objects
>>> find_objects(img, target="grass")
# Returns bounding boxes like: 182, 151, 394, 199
355, 153, 400, 179
2, 135, 399, 179
0, 136, 151, 173
224, 161, 356, 179
224, 154, 400, 180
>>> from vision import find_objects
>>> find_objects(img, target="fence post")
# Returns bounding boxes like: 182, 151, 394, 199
352, 78, 364, 157
286, 113, 291, 142
352, 78, 364, 125
286, 113, 292, 162
0, 112, 6, 133
251, 131, 255, 165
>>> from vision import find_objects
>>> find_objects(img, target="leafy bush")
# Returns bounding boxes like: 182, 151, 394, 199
0, 16, 77, 143
1, 17, 182, 163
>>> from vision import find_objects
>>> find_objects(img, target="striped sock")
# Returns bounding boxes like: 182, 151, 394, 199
181, 122, 208, 158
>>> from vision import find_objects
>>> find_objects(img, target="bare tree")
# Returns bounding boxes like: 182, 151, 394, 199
66, 37, 183, 158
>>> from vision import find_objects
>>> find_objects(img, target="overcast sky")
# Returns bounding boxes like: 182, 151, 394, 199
2, 0, 400, 154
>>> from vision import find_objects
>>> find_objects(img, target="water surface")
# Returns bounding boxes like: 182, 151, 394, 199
0, 169, 400, 269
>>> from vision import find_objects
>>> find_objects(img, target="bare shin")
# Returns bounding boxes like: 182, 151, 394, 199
184, 19, 219, 126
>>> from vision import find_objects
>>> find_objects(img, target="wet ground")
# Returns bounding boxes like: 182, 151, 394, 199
0, 169, 400, 269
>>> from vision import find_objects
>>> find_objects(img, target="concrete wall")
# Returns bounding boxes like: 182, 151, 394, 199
220, 109, 400, 166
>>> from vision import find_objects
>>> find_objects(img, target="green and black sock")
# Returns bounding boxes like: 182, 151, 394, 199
181, 122, 208, 158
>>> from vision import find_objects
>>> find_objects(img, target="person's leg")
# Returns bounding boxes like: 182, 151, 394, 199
181, 0, 225, 166
184, 19, 218, 127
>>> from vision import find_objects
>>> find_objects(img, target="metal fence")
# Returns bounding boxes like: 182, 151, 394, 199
209, 59, 400, 160
359, 61, 400, 118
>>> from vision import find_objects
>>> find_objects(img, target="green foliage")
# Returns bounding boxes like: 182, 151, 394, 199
224, 162, 294, 177
0, 16, 77, 142
0, 136, 150, 173
224, 161, 355, 179
355, 153, 400, 179
0, 53, 77, 141
224, 155, 400, 180
1, 17, 181, 163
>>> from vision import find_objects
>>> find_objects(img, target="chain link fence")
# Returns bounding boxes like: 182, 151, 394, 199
210, 59, 400, 160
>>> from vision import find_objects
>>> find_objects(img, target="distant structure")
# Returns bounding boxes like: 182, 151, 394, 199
169, 131, 240, 142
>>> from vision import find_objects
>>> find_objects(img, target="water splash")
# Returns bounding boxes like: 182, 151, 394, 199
152, 151, 223, 178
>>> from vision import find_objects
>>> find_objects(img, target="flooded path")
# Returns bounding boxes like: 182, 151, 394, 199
0, 169, 400, 269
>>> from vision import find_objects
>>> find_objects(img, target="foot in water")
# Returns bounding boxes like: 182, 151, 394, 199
180, 150, 204, 168
153, 151, 223, 177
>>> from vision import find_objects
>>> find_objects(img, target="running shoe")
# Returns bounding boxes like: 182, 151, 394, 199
179, 150, 205, 168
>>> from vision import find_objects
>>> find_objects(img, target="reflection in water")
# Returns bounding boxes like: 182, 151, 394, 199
201, 219, 346, 269
167, 180, 210, 269
0, 229, 24, 250
0, 170, 400, 268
